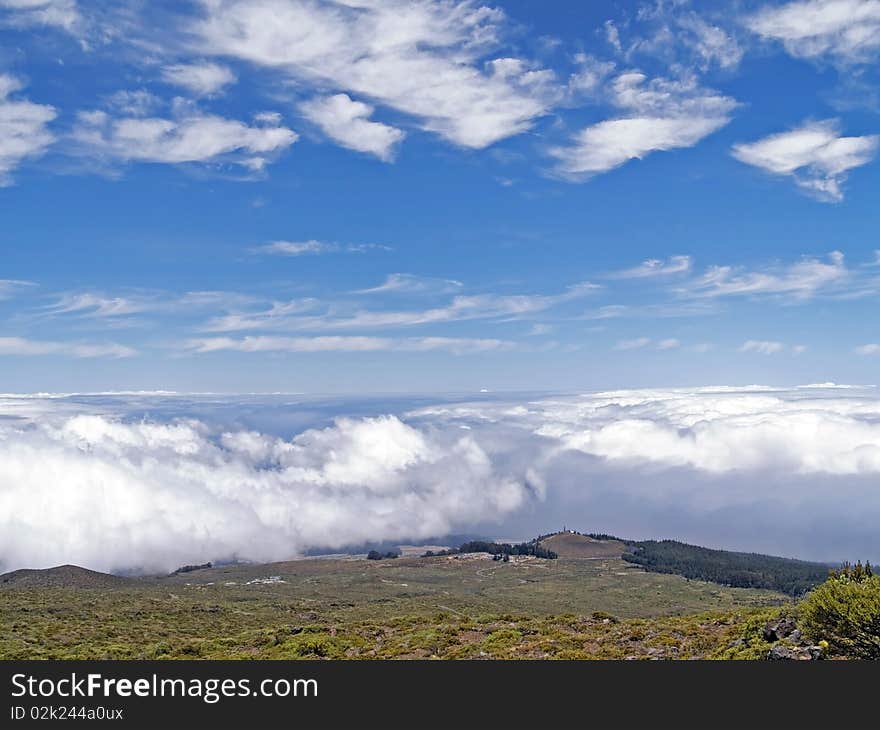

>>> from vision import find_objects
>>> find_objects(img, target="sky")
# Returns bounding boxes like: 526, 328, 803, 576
1, 0, 879, 393
3, 1, 880, 570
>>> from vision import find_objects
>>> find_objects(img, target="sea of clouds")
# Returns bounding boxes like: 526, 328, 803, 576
2, 384, 880, 573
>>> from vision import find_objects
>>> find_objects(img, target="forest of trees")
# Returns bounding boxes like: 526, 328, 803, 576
623, 540, 831, 596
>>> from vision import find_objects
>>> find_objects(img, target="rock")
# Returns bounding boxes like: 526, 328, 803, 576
767, 644, 823, 660
763, 617, 797, 642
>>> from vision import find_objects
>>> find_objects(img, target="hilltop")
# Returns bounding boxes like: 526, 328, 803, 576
0, 564, 134, 589
537, 532, 627, 559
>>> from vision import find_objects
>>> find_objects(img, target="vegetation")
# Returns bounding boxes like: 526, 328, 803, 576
0, 552, 786, 659
799, 561, 880, 659
366, 550, 399, 561
171, 562, 212, 575
624, 540, 830, 596
458, 540, 558, 559
13, 533, 879, 660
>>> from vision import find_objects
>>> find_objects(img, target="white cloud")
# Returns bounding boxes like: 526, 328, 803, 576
676, 13, 745, 70
657, 338, 680, 350
189, 0, 557, 149
104, 90, 163, 118
855, 343, 880, 354
300, 93, 405, 161
0, 74, 56, 186
0, 0, 80, 33
747, 0, 880, 64
732, 120, 879, 202
550, 72, 736, 179
408, 384, 880, 480
739, 339, 785, 354
0, 412, 526, 572
255, 240, 337, 256
0, 336, 135, 358
679, 251, 849, 300
617, 6, 744, 72
161, 61, 237, 96
614, 337, 651, 350
7, 386, 880, 570
566, 54, 615, 99
254, 239, 389, 256
613, 255, 692, 278
71, 107, 297, 172
187, 335, 513, 355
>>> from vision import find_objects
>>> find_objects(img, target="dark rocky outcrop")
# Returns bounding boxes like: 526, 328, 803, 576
763, 616, 824, 660
763, 617, 797, 641
768, 644, 824, 660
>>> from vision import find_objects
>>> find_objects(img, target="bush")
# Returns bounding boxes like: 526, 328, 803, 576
366, 550, 399, 560
799, 563, 880, 659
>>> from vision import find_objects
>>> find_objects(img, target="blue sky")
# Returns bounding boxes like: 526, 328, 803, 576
2, 0, 880, 393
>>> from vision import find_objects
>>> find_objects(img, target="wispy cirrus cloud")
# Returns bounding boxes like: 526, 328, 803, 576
202, 280, 599, 333
732, 120, 879, 201
739, 340, 806, 355
675, 251, 849, 301
355, 273, 463, 296
34, 289, 259, 326
253, 239, 390, 256
614, 336, 652, 350
611, 255, 692, 279
739, 339, 784, 355
0, 279, 35, 300
0, 0, 80, 33
606, 5, 744, 72
186, 335, 513, 355
0, 336, 135, 358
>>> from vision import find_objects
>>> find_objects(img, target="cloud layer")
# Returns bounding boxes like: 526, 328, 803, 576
0, 408, 526, 573
5, 386, 880, 572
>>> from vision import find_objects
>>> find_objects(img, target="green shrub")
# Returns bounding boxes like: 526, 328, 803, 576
799, 565, 880, 659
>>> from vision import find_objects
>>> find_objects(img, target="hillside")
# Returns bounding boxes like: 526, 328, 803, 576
0, 552, 787, 659
0, 564, 134, 589
624, 540, 831, 596
538, 532, 627, 559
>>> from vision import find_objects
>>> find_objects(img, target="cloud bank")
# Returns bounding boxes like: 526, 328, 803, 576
4, 385, 880, 573
0, 409, 527, 573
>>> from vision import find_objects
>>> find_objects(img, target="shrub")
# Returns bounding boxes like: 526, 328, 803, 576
799, 564, 880, 659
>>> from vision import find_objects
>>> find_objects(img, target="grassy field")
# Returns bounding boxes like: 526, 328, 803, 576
0, 551, 790, 659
